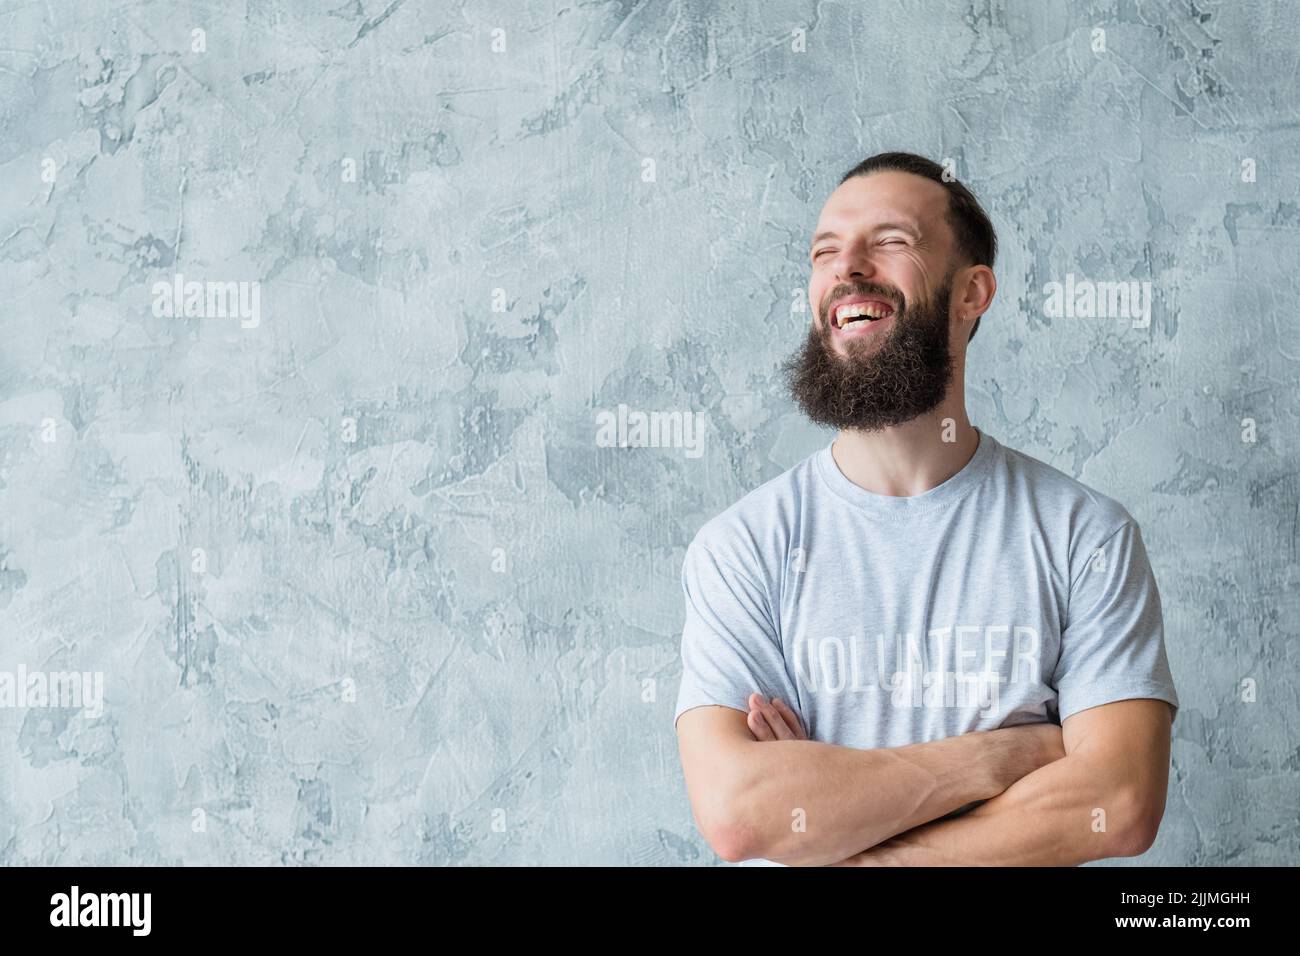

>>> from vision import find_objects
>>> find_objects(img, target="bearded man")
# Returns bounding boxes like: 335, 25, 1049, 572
673, 152, 1179, 867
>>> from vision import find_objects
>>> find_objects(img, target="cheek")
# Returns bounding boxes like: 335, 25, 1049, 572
896, 254, 934, 298
808, 277, 829, 317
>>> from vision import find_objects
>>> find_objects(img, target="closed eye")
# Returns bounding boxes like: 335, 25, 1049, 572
813, 238, 905, 261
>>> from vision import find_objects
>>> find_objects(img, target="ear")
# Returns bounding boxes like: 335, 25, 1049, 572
953, 264, 997, 327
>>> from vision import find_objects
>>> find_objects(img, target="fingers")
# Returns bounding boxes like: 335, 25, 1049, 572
756, 694, 795, 740
771, 696, 808, 740
745, 693, 776, 740
746, 706, 775, 741
746, 693, 776, 740
747, 692, 800, 741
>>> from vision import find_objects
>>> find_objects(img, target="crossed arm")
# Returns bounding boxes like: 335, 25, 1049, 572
676, 694, 1173, 866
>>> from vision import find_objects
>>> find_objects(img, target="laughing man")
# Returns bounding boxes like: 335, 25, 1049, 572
673, 152, 1179, 867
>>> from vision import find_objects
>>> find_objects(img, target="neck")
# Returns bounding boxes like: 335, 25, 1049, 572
831, 373, 978, 497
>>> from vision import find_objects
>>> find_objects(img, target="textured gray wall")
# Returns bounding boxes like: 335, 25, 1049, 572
0, 0, 1296, 865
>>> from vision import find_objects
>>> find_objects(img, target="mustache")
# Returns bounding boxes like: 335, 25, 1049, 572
785, 278, 954, 432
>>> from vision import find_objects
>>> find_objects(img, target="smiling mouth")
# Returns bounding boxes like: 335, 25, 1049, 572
830, 298, 897, 330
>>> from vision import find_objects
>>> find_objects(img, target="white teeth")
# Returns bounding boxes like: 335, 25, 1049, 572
834, 302, 893, 327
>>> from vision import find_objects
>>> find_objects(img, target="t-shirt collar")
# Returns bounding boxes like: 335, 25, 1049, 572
814, 426, 996, 519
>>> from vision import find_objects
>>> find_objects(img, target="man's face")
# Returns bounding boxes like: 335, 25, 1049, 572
783, 170, 961, 432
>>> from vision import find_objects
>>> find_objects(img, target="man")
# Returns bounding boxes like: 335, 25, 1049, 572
673, 152, 1179, 867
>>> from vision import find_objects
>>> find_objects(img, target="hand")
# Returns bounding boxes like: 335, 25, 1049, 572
746, 692, 808, 741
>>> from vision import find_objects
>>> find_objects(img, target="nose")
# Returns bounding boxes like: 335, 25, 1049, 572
832, 240, 878, 283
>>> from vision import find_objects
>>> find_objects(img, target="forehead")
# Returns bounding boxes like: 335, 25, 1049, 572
814, 170, 950, 237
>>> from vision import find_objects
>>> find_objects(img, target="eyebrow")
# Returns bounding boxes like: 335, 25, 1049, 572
810, 220, 922, 250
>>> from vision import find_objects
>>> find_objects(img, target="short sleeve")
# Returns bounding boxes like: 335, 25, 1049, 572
1052, 520, 1179, 726
673, 538, 798, 729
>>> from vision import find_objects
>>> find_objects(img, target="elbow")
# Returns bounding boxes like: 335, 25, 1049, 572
696, 795, 763, 863
704, 816, 758, 864
1109, 789, 1166, 858
1117, 814, 1163, 858
693, 777, 766, 863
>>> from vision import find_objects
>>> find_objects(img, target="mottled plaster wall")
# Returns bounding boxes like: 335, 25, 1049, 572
0, 0, 1295, 865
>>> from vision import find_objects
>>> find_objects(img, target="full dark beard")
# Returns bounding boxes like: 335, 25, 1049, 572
781, 276, 955, 432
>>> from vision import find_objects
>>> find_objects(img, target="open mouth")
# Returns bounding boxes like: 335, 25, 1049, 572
830, 297, 897, 331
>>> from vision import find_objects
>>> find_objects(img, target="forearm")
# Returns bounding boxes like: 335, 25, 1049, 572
844, 752, 1143, 866
724, 730, 1019, 867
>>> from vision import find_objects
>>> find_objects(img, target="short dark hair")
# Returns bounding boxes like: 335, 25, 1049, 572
838, 152, 997, 342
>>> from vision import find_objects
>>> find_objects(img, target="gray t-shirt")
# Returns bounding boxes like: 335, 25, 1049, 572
673, 428, 1179, 866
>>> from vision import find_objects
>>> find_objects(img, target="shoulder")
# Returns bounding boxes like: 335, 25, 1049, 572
686, 448, 819, 577
992, 438, 1139, 553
